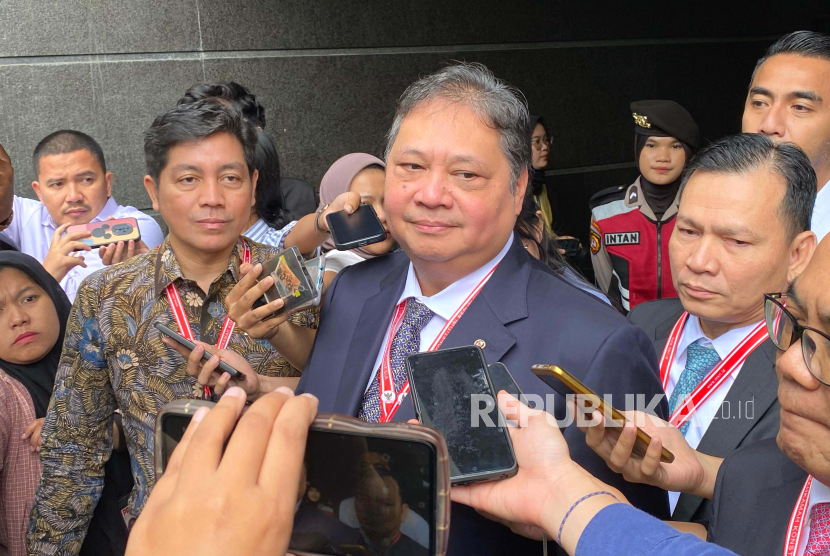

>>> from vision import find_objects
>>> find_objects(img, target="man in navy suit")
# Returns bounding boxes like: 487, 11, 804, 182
285, 63, 666, 555
197, 62, 669, 555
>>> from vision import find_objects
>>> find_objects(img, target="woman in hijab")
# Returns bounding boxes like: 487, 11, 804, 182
318, 153, 397, 288
0, 252, 70, 556
589, 100, 699, 312
0, 252, 131, 556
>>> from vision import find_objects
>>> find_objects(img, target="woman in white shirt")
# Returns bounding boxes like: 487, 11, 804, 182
319, 154, 398, 288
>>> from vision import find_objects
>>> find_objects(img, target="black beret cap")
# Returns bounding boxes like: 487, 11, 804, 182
630, 99, 700, 149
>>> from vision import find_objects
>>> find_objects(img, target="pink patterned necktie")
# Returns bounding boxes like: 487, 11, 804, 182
805, 502, 830, 555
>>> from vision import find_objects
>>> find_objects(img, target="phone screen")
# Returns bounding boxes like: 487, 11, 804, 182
326, 205, 386, 249
159, 416, 437, 556
407, 347, 515, 482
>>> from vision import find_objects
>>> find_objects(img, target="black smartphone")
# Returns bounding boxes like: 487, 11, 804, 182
325, 204, 387, 251
154, 322, 243, 379
405, 346, 518, 485
156, 403, 449, 556
487, 362, 528, 405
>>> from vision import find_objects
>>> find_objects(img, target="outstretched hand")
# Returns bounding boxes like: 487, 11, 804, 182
126, 387, 319, 556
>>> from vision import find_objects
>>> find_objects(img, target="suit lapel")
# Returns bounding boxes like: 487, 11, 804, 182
390, 235, 531, 423
674, 340, 779, 520
696, 340, 778, 457
440, 235, 529, 363
332, 261, 408, 416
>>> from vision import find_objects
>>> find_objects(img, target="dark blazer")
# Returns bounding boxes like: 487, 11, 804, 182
629, 299, 781, 522
298, 234, 671, 556
708, 438, 806, 555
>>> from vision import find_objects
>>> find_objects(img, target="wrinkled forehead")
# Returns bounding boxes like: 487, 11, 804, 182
0, 266, 40, 303
791, 239, 830, 331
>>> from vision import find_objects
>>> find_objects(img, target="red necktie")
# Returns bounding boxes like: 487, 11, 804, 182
805, 502, 830, 555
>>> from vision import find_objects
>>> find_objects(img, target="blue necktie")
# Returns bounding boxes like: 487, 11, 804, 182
358, 298, 434, 423
668, 340, 722, 436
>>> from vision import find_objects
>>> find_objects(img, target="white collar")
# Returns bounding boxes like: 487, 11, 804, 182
678, 315, 762, 363
42, 196, 119, 229
397, 235, 513, 320
812, 179, 830, 243
810, 478, 830, 509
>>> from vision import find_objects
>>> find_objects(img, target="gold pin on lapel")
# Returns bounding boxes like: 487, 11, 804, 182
474, 339, 486, 349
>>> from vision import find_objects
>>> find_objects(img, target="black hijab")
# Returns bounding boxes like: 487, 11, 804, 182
635, 132, 693, 221
0, 252, 71, 418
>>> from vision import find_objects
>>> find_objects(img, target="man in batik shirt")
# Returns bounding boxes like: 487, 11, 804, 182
27, 100, 332, 555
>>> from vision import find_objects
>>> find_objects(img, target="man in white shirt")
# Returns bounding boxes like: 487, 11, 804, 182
0, 132, 164, 301
742, 30, 830, 242
628, 133, 817, 522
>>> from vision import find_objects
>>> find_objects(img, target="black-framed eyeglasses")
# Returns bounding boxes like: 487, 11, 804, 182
765, 293, 830, 386
531, 136, 552, 150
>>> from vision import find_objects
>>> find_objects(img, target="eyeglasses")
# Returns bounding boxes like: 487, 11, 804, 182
531, 136, 552, 150
764, 293, 830, 386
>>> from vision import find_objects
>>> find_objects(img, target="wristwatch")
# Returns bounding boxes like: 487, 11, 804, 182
315, 204, 330, 235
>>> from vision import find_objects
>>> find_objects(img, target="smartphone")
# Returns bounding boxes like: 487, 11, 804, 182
325, 204, 387, 251
531, 364, 674, 463
555, 238, 581, 253
67, 217, 141, 249
406, 346, 518, 485
155, 403, 451, 556
154, 322, 243, 379
487, 362, 527, 404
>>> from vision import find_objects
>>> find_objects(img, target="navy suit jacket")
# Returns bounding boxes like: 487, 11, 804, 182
298, 235, 670, 556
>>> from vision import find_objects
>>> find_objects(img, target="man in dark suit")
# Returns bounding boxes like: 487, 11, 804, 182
289, 62, 670, 555
627, 133, 816, 523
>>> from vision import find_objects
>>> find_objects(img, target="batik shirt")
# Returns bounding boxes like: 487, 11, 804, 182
27, 237, 317, 555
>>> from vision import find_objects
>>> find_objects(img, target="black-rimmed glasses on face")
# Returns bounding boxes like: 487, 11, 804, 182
764, 293, 830, 386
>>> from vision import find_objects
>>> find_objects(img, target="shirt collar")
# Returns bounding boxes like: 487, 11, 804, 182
811, 179, 830, 242
810, 478, 830, 511
397, 234, 513, 320
677, 315, 763, 364
153, 236, 248, 297
41, 196, 119, 229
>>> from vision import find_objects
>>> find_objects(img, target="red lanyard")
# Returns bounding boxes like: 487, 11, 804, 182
165, 241, 251, 398
377, 264, 498, 422
658, 312, 768, 429
783, 476, 813, 556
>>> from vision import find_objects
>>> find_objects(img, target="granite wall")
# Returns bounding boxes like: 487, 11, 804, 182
0, 1, 827, 241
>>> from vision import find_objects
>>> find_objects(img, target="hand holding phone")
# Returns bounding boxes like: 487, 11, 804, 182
531, 364, 674, 463
154, 398, 451, 556
155, 323, 243, 379
325, 204, 387, 251
406, 346, 518, 485
132, 387, 318, 556
67, 217, 141, 249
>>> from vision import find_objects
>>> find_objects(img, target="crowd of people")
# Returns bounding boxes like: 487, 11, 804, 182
0, 28, 828, 556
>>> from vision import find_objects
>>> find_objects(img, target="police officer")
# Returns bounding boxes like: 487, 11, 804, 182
590, 100, 699, 313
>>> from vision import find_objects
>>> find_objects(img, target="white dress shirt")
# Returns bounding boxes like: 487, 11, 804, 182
797, 479, 830, 555
812, 179, 830, 243
242, 217, 297, 249
0, 196, 164, 302
665, 315, 761, 512
365, 235, 513, 393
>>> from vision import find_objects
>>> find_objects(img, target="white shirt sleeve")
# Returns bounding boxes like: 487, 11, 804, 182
0, 196, 43, 250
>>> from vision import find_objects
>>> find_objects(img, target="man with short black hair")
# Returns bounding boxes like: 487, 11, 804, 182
629, 133, 817, 523
0, 131, 163, 301
743, 30, 830, 241
26, 101, 315, 555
